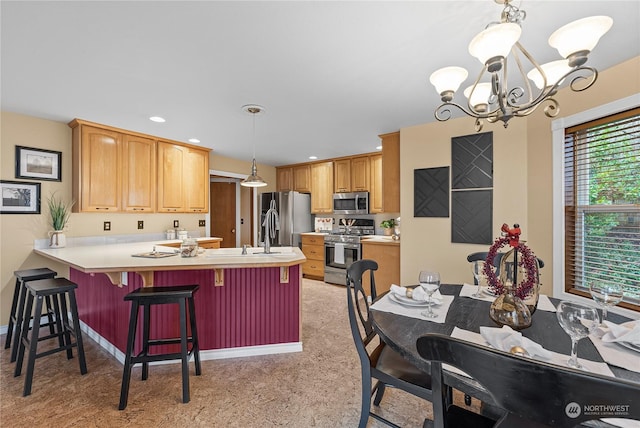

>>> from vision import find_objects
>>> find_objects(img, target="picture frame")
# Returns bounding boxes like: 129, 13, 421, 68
15, 145, 62, 181
1, 180, 41, 214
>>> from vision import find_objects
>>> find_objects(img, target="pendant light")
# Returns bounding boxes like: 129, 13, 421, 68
241, 104, 267, 188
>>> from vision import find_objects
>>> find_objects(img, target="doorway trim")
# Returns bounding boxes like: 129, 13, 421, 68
208, 169, 259, 247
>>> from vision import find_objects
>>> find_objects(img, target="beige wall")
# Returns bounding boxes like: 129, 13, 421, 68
0, 112, 276, 324
399, 56, 640, 294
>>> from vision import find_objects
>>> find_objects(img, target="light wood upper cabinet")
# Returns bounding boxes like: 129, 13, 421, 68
310, 161, 333, 214
293, 165, 311, 193
351, 155, 370, 192
277, 167, 293, 191
333, 159, 351, 193
380, 131, 400, 213
157, 142, 186, 212
369, 153, 383, 213
72, 123, 121, 212
185, 147, 209, 212
157, 142, 210, 213
121, 134, 156, 212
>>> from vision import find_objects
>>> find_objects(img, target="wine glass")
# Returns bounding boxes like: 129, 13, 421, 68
419, 270, 441, 319
589, 281, 624, 322
470, 260, 485, 297
556, 301, 600, 369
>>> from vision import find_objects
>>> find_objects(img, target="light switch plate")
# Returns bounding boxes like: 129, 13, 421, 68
104, 221, 111, 231
173, 220, 179, 228
137, 220, 144, 230
199, 220, 206, 227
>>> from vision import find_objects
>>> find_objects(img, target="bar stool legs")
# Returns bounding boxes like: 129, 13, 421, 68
118, 285, 201, 410
13, 277, 87, 397
5, 268, 57, 363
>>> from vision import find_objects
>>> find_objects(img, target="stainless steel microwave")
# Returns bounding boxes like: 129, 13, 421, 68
332, 192, 369, 215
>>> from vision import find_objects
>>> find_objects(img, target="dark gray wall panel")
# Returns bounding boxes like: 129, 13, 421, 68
452, 132, 493, 189
414, 167, 449, 218
451, 190, 493, 244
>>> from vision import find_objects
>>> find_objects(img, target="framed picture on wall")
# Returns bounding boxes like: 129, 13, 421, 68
0, 180, 41, 214
15, 145, 62, 181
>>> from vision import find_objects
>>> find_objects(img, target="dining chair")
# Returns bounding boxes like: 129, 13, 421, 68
347, 259, 434, 428
416, 333, 640, 428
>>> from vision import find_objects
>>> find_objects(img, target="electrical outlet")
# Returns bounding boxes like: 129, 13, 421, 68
104, 221, 111, 231
173, 220, 179, 228
199, 220, 206, 227
137, 220, 144, 230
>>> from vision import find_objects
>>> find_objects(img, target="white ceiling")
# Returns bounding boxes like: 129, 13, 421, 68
2, 1, 639, 167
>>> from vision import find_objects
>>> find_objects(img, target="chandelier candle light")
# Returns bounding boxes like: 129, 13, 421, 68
429, 0, 612, 131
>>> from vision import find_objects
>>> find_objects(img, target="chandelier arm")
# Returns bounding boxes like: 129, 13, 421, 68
567, 66, 599, 92
511, 42, 537, 106
434, 101, 494, 122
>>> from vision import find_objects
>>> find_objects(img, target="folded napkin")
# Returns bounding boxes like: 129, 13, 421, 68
480, 325, 552, 360
598, 320, 640, 346
390, 284, 443, 304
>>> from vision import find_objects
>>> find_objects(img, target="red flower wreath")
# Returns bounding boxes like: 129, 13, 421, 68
482, 225, 538, 300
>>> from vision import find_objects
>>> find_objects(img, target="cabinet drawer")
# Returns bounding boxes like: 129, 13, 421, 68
303, 260, 324, 277
302, 244, 324, 260
301, 235, 325, 245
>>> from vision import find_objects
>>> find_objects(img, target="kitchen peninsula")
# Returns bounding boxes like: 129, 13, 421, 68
34, 242, 306, 361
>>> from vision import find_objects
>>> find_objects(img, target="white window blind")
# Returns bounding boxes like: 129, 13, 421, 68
564, 107, 640, 309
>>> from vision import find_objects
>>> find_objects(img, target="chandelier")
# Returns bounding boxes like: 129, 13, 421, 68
429, 0, 612, 131
241, 104, 268, 188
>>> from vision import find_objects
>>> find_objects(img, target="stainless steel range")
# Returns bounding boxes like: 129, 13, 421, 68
324, 218, 375, 286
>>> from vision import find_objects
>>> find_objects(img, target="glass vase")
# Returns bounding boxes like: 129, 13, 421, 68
489, 284, 532, 330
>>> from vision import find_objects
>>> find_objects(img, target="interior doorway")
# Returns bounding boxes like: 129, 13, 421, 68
208, 173, 256, 248
210, 180, 236, 248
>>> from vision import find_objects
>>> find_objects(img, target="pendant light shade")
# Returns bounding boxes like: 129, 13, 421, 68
429, 66, 469, 101
464, 83, 492, 112
241, 104, 267, 188
527, 60, 572, 90
548, 16, 613, 66
468, 23, 521, 67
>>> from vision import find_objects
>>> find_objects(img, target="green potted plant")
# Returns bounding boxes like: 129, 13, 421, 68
47, 192, 72, 248
380, 218, 396, 236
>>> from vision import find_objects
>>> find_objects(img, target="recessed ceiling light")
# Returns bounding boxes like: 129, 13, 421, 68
149, 116, 166, 123
309, 156, 318, 160
376, 145, 382, 150
188, 138, 200, 143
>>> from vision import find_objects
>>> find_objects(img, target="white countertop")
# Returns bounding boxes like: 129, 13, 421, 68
34, 241, 306, 273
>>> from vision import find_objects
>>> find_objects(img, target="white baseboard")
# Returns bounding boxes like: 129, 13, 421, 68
78, 320, 302, 366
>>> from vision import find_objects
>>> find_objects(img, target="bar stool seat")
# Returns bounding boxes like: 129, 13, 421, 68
14, 277, 87, 396
119, 285, 201, 410
5, 268, 58, 363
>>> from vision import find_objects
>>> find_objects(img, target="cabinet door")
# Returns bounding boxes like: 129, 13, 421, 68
121, 134, 156, 212
185, 148, 209, 212
333, 159, 351, 193
293, 165, 311, 193
351, 156, 370, 192
311, 161, 334, 213
369, 154, 383, 213
157, 142, 186, 212
78, 125, 121, 212
277, 167, 293, 191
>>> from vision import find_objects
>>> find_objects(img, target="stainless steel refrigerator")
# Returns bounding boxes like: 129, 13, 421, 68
259, 191, 313, 248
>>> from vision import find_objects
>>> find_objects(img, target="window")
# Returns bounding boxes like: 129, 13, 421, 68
564, 107, 640, 310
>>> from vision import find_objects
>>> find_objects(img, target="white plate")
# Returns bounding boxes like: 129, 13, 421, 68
617, 341, 640, 353
389, 293, 440, 307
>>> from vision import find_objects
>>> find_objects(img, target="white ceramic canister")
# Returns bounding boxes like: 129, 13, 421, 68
166, 229, 176, 240
177, 229, 188, 240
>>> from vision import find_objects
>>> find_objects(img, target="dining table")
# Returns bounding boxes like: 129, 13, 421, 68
370, 284, 640, 426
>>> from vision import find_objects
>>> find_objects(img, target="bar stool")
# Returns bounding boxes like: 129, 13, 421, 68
5, 268, 58, 363
119, 285, 201, 410
14, 277, 87, 396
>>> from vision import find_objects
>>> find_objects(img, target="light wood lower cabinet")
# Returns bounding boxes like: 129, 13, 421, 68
301, 234, 325, 279
161, 238, 221, 249
362, 240, 399, 296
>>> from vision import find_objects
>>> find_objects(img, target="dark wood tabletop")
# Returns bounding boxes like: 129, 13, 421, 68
370, 284, 640, 404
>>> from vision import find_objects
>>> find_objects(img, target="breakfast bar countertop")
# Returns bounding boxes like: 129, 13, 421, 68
34, 242, 306, 274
